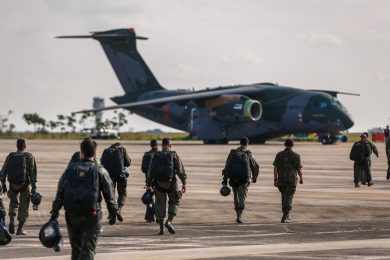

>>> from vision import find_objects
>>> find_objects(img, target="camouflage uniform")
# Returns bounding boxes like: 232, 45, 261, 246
386, 138, 390, 179
102, 145, 131, 210
222, 147, 259, 221
51, 159, 117, 260
273, 148, 302, 220
146, 150, 186, 226
141, 148, 158, 222
0, 152, 37, 228
350, 140, 377, 185
0, 177, 6, 225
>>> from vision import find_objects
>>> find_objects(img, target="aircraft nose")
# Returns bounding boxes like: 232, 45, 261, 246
339, 111, 354, 130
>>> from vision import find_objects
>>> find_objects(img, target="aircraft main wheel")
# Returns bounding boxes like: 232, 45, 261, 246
319, 136, 330, 145
249, 138, 266, 144
203, 139, 229, 145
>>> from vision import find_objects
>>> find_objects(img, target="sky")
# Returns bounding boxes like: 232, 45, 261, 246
0, 0, 389, 132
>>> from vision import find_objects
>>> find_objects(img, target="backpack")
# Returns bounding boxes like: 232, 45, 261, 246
63, 162, 99, 215
101, 146, 124, 178
141, 151, 155, 174
6, 152, 28, 185
350, 142, 369, 163
151, 151, 174, 182
226, 149, 250, 184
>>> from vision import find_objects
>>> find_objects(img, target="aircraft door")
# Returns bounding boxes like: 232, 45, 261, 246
190, 108, 199, 136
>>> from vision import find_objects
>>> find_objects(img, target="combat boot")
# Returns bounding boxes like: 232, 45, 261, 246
368, 181, 374, 187
158, 220, 164, 235
8, 217, 15, 234
281, 213, 287, 223
117, 207, 124, 222
16, 221, 27, 235
165, 221, 176, 234
354, 183, 360, 188
236, 210, 243, 224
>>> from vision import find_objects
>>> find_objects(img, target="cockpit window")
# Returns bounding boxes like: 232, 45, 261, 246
319, 102, 328, 109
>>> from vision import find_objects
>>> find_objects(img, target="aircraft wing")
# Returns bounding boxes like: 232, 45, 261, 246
309, 90, 360, 97
74, 86, 257, 114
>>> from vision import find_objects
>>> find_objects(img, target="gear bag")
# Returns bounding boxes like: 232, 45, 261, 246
101, 146, 125, 178
350, 142, 370, 163
151, 151, 174, 182
6, 152, 28, 185
226, 150, 250, 184
63, 163, 99, 214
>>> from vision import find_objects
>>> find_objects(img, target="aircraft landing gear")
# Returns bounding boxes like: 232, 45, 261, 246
203, 139, 229, 145
249, 137, 266, 144
319, 134, 337, 145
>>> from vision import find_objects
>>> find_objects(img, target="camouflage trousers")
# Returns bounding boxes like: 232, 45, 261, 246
8, 186, 30, 222
278, 185, 296, 215
66, 212, 101, 260
154, 185, 180, 223
112, 179, 127, 209
354, 161, 372, 184
232, 184, 248, 214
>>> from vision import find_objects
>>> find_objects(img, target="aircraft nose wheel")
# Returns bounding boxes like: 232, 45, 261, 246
319, 135, 337, 145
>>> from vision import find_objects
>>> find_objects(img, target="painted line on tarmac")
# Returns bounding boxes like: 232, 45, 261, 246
6, 238, 390, 260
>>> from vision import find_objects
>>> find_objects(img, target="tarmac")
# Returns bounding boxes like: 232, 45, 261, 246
0, 140, 390, 259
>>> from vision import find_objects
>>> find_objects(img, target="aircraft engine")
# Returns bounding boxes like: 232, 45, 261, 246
208, 95, 263, 123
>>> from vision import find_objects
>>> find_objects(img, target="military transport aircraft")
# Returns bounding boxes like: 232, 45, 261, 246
57, 28, 356, 144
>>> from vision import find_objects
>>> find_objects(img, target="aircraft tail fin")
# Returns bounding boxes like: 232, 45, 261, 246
57, 28, 164, 98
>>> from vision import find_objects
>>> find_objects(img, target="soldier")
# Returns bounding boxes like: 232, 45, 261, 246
362, 133, 378, 185
147, 138, 186, 235
386, 137, 390, 180
101, 142, 131, 222
222, 137, 259, 224
384, 125, 390, 142
273, 139, 303, 223
350, 133, 375, 187
0, 139, 37, 235
141, 139, 158, 223
50, 138, 118, 260
0, 179, 6, 225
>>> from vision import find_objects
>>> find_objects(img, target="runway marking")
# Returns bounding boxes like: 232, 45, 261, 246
5, 238, 390, 260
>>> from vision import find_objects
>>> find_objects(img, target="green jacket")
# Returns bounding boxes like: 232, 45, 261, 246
146, 150, 186, 187
222, 147, 260, 186
273, 148, 302, 186
50, 159, 117, 219
0, 151, 37, 191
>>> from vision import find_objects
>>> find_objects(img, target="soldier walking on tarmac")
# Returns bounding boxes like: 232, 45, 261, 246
350, 133, 378, 187
222, 137, 259, 224
141, 139, 158, 223
0, 139, 38, 235
273, 139, 303, 223
101, 142, 131, 222
147, 138, 186, 235
50, 138, 118, 260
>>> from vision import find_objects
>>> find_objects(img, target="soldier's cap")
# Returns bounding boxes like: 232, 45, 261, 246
360, 133, 368, 138
284, 138, 294, 147
240, 137, 249, 146
150, 139, 157, 147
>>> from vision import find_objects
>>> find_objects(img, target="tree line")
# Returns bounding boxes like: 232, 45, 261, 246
0, 110, 129, 133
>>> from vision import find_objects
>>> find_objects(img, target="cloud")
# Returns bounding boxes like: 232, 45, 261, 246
298, 33, 344, 48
